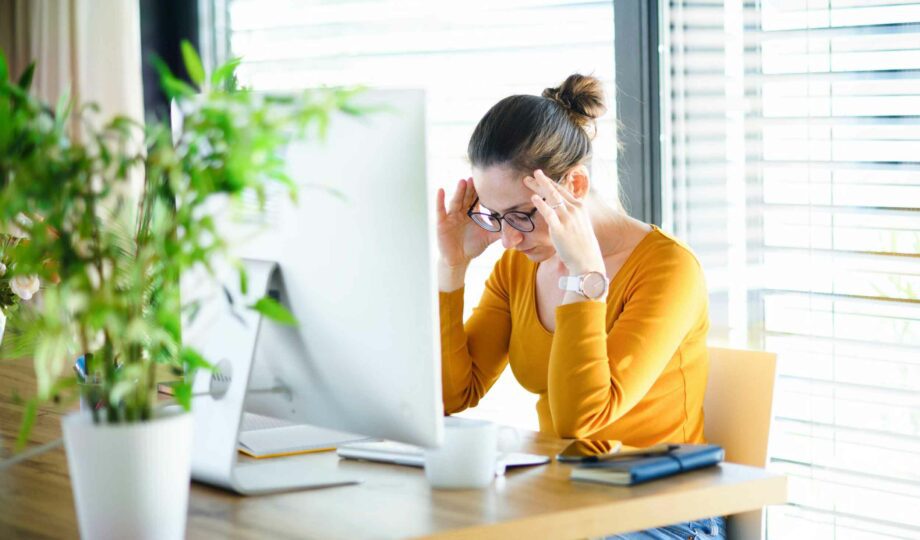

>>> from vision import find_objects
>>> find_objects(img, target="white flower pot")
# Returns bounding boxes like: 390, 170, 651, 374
62, 408, 193, 540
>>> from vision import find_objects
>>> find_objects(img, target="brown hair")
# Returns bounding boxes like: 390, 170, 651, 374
467, 74, 607, 182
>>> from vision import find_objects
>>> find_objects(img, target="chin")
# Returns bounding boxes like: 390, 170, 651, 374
519, 246, 554, 262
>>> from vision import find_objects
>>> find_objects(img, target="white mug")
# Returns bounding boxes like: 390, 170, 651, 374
424, 417, 517, 489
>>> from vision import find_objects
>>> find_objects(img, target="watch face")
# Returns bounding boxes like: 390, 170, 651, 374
582, 272, 608, 299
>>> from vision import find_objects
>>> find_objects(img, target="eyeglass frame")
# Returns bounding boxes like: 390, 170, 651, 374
467, 197, 539, 233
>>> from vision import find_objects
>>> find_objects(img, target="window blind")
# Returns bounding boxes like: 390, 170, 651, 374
210, 0, 617, 430
663, 1, 920, 538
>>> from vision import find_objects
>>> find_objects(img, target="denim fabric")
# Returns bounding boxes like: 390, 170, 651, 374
605, 516, 727, 540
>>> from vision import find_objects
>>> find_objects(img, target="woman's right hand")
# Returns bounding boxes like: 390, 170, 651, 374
436, 178, 499, 268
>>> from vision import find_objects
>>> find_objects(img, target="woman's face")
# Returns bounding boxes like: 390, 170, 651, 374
471, 165, 557, 262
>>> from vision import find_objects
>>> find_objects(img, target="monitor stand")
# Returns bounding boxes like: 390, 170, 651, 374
185, 258, 360, 495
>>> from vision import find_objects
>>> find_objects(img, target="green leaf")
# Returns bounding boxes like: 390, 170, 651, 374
54, 90, 73, 132
163, 75, 197, 100
1, 82, 27, 103
180, 40, 205, 87
150, 54, 174, 80
13, 373, 78, 449
173, 381, 192, 411
158, 310, 182, 344
211, 57, 241, 88
180, 346, 214, 373
17, 62, 35, 91
249, 296, 297, 326
151, 55, 196, 99
15, 398, 38, 452
0, 50, 7, 82
238, 265, 249, 295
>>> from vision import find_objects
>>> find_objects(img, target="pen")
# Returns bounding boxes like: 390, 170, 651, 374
73, 355, 86, 382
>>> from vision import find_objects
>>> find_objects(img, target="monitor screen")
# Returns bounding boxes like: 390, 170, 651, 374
183, 89, 443, 451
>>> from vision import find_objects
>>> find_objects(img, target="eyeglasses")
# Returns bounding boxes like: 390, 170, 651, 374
467, 197, 538, 233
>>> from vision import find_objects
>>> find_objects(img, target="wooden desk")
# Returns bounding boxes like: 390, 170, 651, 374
0, 360, 787, 539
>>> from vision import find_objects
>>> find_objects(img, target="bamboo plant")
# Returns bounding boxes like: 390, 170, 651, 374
0, 42, 363, 445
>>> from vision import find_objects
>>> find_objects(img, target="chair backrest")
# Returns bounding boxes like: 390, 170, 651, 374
704, 347, 778, 540
704, 347, 777, 467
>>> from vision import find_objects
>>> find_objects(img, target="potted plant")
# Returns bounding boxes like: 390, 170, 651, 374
0, 42, 362, 539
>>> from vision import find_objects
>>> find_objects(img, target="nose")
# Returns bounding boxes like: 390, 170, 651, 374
500, 225, 523, 249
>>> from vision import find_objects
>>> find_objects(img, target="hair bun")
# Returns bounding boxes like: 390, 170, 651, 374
542, 74, 607, 132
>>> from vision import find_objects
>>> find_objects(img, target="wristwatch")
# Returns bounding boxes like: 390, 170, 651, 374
558, 271, 610, 300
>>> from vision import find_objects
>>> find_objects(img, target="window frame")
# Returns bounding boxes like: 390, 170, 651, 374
613, 0, 663, 225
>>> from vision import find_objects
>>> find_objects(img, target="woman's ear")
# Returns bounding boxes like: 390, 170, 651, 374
563, 166, 590, 199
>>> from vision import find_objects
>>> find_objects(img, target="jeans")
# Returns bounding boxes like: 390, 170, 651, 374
605, 516, 726, 540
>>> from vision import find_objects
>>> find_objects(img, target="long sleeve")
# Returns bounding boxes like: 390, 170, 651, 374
547, 244, 707, 438
439, 256, 514, 413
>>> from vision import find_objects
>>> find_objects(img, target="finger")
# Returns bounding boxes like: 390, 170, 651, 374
538, 170, 576, 210
521, 175, 547, 198
524, 170, 562, 203
446, 179, 467, 214
531, 194, 562, 229
436, 188, 447, 221
462, 177, 477, 208
535, 169, 565, 194
556, 183, 580, 205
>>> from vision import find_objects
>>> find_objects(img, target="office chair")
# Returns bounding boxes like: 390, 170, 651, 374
704, 347, 778, 540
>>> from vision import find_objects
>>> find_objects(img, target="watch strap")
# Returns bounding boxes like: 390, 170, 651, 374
558, 275, 581, 292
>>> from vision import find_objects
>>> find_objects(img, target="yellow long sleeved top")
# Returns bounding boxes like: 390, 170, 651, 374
439, 226, 710, 446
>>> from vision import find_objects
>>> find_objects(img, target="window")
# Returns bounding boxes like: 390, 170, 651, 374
207, 0, 618, 430
664, 1, 920, 537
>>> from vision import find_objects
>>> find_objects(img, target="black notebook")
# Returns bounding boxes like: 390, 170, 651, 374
570, 444, 724, 486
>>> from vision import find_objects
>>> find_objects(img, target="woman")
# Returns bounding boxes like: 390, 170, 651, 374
435, 74, 724, 539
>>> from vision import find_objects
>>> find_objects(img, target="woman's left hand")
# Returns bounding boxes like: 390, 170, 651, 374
524, 170, 606, 276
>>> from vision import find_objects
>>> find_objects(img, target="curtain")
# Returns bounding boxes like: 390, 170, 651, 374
0, 0, 145, 138
1, 0, 146, 205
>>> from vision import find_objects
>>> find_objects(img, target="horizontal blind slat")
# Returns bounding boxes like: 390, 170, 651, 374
668, 2, 920, 537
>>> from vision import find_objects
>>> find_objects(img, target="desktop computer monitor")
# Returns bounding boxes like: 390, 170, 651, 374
242, 87, 443, 447
181, 89, 443, 491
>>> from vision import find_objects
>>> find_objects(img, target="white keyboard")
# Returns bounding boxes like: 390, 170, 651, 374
337, 441, 426, 467
239, 412, 294, 432
337, 440, 550, 470
352, 440, 425, 455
